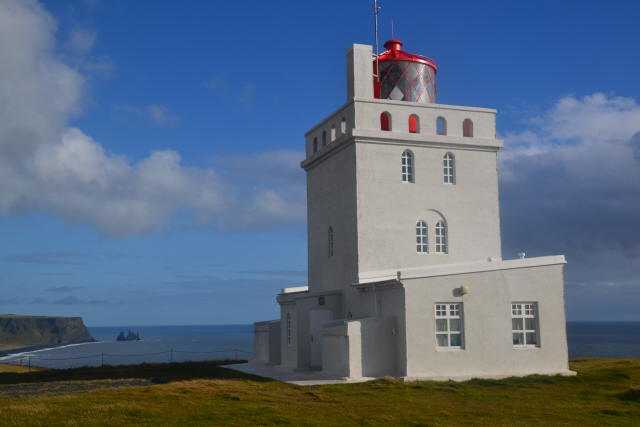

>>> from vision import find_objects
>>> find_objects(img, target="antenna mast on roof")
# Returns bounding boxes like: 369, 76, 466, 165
373, 0, 381, 81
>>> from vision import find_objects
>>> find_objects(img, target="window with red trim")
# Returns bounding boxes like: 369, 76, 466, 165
380, 112, 391, 131
409, 114, 419, 133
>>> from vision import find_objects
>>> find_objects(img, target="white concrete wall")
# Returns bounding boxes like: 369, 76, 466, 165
277, 290, 342, 370
355, 137, 502, 273
403, 262, 571, 379
321, 316, 398, 378
306, 144, 359, 293
253, 321, 270, 363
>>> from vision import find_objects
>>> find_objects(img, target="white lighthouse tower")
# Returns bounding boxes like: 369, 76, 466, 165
253, 39, 573, 380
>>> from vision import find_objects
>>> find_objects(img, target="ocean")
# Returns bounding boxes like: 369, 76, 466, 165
0, 322, 638, 370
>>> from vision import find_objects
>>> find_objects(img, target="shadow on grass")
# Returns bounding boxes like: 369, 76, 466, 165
0, 360, 272, 385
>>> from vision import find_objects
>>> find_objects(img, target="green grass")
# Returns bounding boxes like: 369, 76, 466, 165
0, 358, 638, 426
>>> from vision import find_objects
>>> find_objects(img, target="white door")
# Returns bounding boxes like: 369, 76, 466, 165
309, 310, 333, 369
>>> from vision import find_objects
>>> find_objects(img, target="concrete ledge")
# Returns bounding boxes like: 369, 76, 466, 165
226, 362, 376, 386
357, 255, 567, 285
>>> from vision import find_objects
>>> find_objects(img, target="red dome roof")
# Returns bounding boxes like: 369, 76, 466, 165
376, 39, 437, 72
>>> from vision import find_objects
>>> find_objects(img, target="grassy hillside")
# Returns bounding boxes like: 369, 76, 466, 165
0, 359, 638, 426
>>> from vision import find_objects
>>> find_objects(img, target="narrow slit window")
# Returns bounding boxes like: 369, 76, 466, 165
436, 117, 447, 135
328, 226, 334, 258
435, 221, 448, 254
380, 112, 391, 131
322, 130, 327, 146
443, 153, 456, 184
463, 119, 474, 137
435, 303, 464, 348
286, 313, 292, 345
313, 137, 318, 153
409, 114, 419, 133
331, 125, 336, 142
340, 117, 347, 134
401, 150, 414, 183
416, 220, 428, 253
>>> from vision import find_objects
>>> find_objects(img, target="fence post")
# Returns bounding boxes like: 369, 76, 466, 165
170, 349, 173, 363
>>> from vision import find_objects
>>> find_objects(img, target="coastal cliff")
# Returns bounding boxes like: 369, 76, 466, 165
0, 314, 94, 353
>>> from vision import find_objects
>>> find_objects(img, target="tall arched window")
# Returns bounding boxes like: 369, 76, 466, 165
313, 137, 318, 153
409, 114, 419, 133
463, 119, 473, 137
401, 150, 414, 183
380, 112, 391, 131
435, 221, 448, 254
331, 125, 336, 142
436, 117, 447, 135
416, 220, 428, 253
340, 117, 347, 134
286, 313, 292, 345
322, 130, 327, 146
328, 226, 334, 258
443, 152, 455, 184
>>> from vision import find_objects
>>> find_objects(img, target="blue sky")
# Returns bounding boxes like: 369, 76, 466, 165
1, 0, 639, 325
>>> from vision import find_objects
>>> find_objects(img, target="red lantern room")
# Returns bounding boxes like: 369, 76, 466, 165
374, 39, 437, 104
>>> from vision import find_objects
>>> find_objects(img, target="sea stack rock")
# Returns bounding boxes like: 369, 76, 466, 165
0, 314, 94, 353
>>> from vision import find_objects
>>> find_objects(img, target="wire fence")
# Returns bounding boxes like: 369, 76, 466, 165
5, 348, 253, 371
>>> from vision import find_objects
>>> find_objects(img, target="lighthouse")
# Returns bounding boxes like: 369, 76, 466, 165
252, 40, 573, 381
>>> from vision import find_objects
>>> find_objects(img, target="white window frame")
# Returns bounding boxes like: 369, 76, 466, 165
401, 150, 414, 183
511, 302, 539, 347
435, 221, 448, 254
443, 152, 455, 184
416, 220, 428, 253
435, 303, 464, 349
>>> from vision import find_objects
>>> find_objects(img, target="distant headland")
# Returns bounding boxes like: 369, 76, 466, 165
0, 314, 94, 355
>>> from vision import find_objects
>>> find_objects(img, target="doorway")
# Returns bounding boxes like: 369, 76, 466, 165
309, 310, 333, 369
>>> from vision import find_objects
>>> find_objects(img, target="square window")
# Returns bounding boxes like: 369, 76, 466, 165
525, 318, 536, 330
449, 318, 461, 332
436, 334, 448, 347
526, 332, 537, 345
450, 333, 462, 347
436, 319, 448, 332
513, 332, 524, 345
512, 318, 523, 330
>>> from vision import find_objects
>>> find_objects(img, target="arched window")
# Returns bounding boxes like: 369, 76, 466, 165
286, 313, 292, 345
463, 119, 473, 137
435, 221, 448, 254
409, 114, 419, 133
340, 117, 347, 134
328, 226, 334, 258
443, 152, 455, 184
401, 150, 414, 183
313, 137, 318, 153
380, 112, 391, 131
322, 130, 327, 146
416, 220, 428, 253
436, 117, 447, 135
331, 125, 336, 142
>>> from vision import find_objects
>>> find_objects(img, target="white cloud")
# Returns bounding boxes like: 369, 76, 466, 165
0, 0, 304, 237
67, 28, 96, 54
146, 104, 179, 126
500, 93, 640, 318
